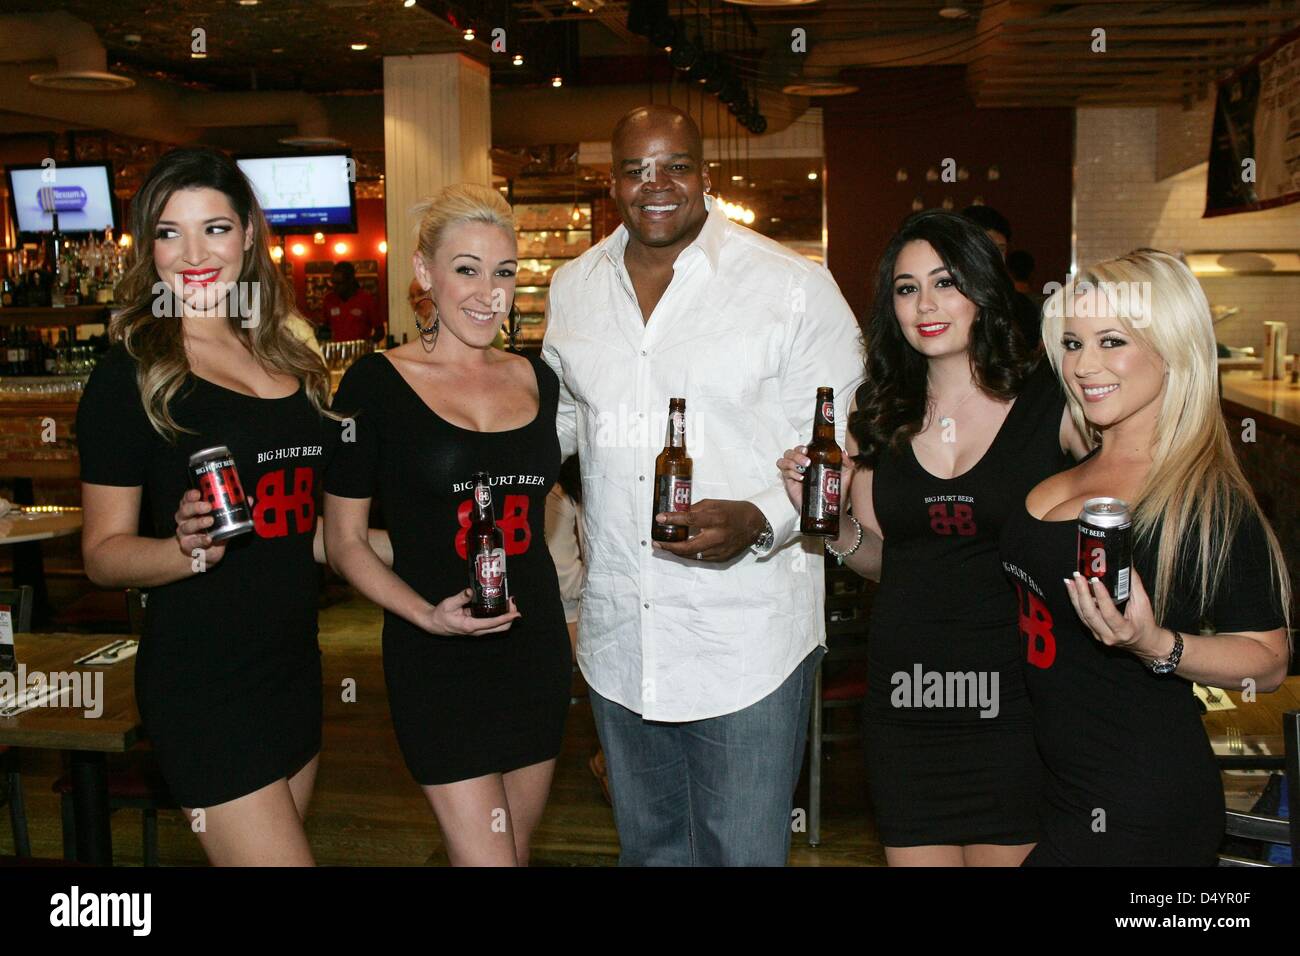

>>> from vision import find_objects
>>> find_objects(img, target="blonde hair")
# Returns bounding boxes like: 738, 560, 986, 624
412, 183, 515, 264
111, 147, 333, 440
1042, 250, 1291, 635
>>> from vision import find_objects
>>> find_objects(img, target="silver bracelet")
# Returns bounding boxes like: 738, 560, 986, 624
825, 514, 863, 564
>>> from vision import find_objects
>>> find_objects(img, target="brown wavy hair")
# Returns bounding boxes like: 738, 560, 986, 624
111, 146, 332, 439
848, 210, 1035, 468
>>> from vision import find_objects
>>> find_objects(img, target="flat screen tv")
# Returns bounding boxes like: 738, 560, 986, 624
6, 161, 118, 237
236, 152, 357, 233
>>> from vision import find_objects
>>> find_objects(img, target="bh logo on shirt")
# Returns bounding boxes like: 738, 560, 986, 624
1004, 561, 1055, 669
926, 495, 977, 536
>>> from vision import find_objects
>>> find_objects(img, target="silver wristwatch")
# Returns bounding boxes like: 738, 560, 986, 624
1148, 629, 1184, 675
749, 518, 774, 554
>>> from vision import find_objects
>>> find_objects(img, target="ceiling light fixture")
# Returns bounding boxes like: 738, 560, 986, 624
350, 43, 369, 51
512, 53, 524, 66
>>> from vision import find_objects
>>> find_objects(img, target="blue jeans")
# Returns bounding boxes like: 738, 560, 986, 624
590, 646, 823, 866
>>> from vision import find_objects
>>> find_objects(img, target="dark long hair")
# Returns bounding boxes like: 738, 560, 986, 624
112, 146, 331, 439
848, 209, 1034, 468
557, 454, 582, 505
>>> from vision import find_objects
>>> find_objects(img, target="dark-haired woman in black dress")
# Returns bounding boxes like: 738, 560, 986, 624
78, 147, 340, 865
780, 210, 1087, 865
324, 184, 570, 866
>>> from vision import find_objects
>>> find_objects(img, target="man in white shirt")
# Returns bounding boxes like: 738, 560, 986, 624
542, 105, 862, 865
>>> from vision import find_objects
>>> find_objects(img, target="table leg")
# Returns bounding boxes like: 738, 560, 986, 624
10, 479, 51, 627
70, 750, 112, 865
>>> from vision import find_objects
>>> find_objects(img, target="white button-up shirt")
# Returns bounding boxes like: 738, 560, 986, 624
542, 197, 863, 721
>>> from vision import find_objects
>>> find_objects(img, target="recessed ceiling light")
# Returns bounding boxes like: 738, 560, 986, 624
551, 75, 563, 88
807, 171, 819, 180
238, 0, 260, 6
191, 52, 207, 59
939, 5, 970, 17
463, 28, 475, 41
782, 80, 860, 97
404, 0, 417, 6
512, 53, 524, 66
350, 43, 369, 51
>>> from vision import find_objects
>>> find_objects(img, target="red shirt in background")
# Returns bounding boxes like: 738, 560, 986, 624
320, 288, 382, 341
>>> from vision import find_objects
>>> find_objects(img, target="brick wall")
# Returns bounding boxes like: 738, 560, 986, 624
1075, 107, 1300, 354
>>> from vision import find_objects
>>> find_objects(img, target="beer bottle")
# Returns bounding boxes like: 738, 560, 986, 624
467, 472, 509, 618
652, 397, 693, 543
800, 387, 842, 537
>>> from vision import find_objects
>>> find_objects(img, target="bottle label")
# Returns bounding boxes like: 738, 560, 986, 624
671, 411, 685, 438
821, 400, 835, 425
655, 475, 692, 514
474, 484, 491, 509
474, 548, 507, 599
807, 464, 841, 518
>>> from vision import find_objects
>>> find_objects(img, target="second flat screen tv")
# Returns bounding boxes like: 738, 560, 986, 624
236, 153, 357, 233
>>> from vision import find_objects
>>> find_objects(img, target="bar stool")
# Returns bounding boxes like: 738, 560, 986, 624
0, 586, 34, 857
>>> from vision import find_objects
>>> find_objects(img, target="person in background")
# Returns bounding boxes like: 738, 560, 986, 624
544, 454, 610, 803
545, 454, 586, 657
320, 261, 383, 343
543, 104, 863, 866
1001, 249, 1290, 865
963, 205, 1042, 349
1007, 250, 1037, 300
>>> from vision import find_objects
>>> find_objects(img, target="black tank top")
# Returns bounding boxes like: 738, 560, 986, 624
866, 361, 1070, 722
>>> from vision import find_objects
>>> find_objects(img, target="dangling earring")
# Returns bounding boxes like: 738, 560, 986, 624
507, 305, 521, 352
415, 302, 440, 352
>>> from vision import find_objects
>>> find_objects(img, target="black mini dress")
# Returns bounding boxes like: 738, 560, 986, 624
77, 344, 328, 809
325, 351, 571, 786
1001, 487, 1286, 866
863, 361, 1070, 846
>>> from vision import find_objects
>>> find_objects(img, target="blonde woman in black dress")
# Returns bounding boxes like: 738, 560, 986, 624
325, 185, 571, 866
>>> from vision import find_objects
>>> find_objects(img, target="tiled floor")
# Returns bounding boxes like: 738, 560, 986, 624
2, 579, 884, 866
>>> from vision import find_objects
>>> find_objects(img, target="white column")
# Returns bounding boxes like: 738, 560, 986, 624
383, 53, 491, 344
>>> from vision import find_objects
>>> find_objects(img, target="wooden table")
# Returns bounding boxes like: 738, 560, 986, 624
0, 507, 82, 546
0, 633, 142, 865
1202, 676, 1300, 812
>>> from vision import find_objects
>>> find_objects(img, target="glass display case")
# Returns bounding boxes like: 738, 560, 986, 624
512, 202, 593, 348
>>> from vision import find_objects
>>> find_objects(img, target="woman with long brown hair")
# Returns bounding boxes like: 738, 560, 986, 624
77, 146, 341, 865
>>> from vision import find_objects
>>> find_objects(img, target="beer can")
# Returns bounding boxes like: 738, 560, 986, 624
1077, 497, 1132, 609
188, 446, 254, 542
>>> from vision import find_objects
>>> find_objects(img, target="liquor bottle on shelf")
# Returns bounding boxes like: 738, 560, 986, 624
48, 213, 67, 308
1, 269, 13, 308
